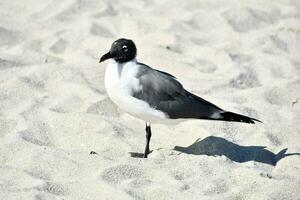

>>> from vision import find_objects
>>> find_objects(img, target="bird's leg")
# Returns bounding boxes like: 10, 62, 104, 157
144, 123, 152, 158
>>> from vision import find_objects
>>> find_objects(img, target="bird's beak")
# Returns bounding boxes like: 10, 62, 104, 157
99, 51, 113, 63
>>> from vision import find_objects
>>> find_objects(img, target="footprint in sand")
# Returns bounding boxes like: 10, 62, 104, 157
90, 23, 115, 38
25, 168, 50, 181
269, 35, 289, 52
128, 178, 151, 188
91, 4, 117, 18
50, 39, 68, 54
0, 27, 19, 46
37, 181, 67, 196
101, 164, 143, 184
87, 98, 120, 117
222, 7, 280, 32
19, 76, 45, 90
203, 179, 228, 195
19, 125, 51, 146
265, 132, 282, 146
230, 69, 260, 89
229, 53, 252, 65
196, 59, 218, 73
264, 86, 292, 105
0, 58, 17, 69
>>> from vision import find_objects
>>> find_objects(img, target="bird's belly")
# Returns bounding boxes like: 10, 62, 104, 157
105, 73, 168, 123
106, 85, 168, 123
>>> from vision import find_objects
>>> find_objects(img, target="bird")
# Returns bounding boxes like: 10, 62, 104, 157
99, 38, 261, 158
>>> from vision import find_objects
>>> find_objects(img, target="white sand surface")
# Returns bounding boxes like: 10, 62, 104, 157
0, 0, 300, 199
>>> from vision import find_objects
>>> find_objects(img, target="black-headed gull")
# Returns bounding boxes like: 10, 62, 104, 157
99, 38, 261, 158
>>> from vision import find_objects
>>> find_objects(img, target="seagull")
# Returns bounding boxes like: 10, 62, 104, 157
99, 38, 261, 158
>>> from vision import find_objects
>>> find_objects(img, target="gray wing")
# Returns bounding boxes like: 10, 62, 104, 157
133, 63, 223, 119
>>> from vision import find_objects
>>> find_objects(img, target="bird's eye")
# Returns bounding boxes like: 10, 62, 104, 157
121, 45, 128, 52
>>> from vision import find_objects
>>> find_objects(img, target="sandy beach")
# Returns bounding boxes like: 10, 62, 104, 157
0, 0, 300, 199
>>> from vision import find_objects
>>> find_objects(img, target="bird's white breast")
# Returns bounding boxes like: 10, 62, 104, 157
104, 60, 168, 123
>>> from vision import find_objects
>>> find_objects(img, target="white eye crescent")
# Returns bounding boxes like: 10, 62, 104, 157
121, 45, 128, 52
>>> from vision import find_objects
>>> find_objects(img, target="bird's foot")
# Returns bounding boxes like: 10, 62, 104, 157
143, 148, 151, 158
129, 150, 152, 158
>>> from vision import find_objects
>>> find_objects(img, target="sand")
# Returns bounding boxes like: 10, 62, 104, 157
0, 0, 300, 199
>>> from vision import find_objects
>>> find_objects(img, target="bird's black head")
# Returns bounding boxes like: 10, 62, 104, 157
99, 38, 137, 63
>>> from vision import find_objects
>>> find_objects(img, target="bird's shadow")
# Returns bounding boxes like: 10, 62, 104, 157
174, 136, 300, 166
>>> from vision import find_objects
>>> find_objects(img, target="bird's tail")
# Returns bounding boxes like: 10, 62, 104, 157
220, 111, 262, 124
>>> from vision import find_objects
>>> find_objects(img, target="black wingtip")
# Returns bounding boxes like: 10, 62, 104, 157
221, 111, 262, 124
252, 118, 263, 124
